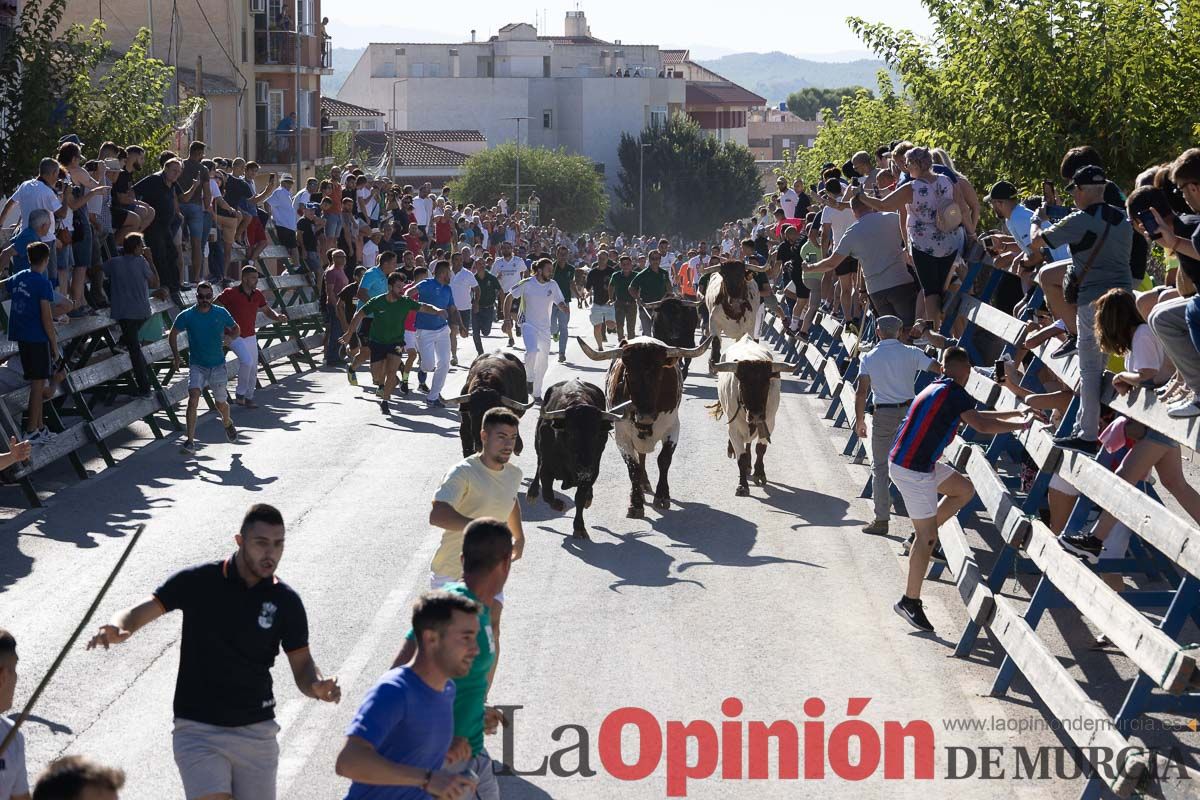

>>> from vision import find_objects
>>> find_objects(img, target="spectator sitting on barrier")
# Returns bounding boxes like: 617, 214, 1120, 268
891, 347, 1039, 633
1026, 165, 1133, 455
985, 181, 1072, 295
1058, 288, 1200, 579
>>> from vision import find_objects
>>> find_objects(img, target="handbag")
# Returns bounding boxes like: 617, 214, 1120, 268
935, 195, 963, 233
1063, 216, 1112, 305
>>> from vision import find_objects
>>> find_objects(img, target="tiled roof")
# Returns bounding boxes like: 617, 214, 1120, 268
174, 66, 243, 96
357, 132, 468, 168
686, 81, 766, 107
660, 49, 688, 65
400, 130, 486, 143
321, 97, 384, 117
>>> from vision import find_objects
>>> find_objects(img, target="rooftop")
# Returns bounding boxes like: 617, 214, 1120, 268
321, 97, 384, 117
357, 132, 469, 168
686, 81, 766, 107
660, 49, 689, 66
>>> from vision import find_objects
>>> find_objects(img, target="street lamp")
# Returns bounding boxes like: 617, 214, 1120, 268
503, 116, 530, 211
390, 79, 407, 179
638, 141, 650, 237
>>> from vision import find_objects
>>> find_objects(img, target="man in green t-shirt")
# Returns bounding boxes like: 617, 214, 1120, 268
391, 518, 512, 800
341, 271, 446, 414
472, 258, 503, 356
629, 249, 674, 336
608, 255, 638, 341
551, 245, 576, 362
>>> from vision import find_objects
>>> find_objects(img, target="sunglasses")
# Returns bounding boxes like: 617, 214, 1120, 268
197, 293, 214, 300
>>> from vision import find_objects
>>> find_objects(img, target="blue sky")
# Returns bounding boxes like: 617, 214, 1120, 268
325, 1, 934, 58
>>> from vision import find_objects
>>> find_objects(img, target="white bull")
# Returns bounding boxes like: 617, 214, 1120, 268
711, 335, 788, 496
703, 260, 770, 371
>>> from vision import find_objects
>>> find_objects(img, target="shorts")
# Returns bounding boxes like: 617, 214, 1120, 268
17, 341, 53, 380
188, 364, 229, 402
275, 227, 297, 249
911, 249, 957, 298
869, 281, 919, 328
112, 205, 131, 229
179, 202, 206, 240
889, 460, 957, 521
173, 718, 279, 800
432, 572, 504, 605
446, 750, 500, 800
324, 214, 342, 239
368, 339, 406, 363
247, 217, 267, 248
590, 304, 616, 325
1048, 470, 1079, 497
834, 256, 859, 277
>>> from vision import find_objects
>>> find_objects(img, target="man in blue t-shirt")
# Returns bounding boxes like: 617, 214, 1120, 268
889, 347, 1036, 634
169, 281, 240, 454
337, 591, 481, 800
6, 241, 63, 448
413, 261, 461, 407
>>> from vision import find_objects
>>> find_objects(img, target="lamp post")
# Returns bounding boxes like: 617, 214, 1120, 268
390, 79, 407, 180
503, 116, 529, 212
638, 141, 650, 237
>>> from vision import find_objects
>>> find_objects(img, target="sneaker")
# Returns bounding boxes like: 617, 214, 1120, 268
558, 354, 567, 363
399, 381, 410, 396
507, 337, 515, 347
1167, 399, 1200, 419
376, 385, 386, 398
379, 399, 389, 415
418, 383, 431, 394
67, 307, 90, 319
1051, 335, 1078, 359
1053, 435, 1099, 455
428, 397, 445, 409
35, 427, 56, 444
861, 519, 889, 536
243, 398, 258, 409
451, 357, 459, 367
346, 367, 358, 386
180, 439, 197, 455
552, 332, 559, 342
224, 422, 237, 442
894, 596, 935, 633
1059, 532, 1103, 565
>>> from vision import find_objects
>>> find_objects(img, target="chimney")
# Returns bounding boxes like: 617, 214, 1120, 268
564, 10, 589, 38
471, 29, 476, 43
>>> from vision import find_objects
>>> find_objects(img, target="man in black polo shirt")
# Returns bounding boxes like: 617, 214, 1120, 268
87, 504, 340, 800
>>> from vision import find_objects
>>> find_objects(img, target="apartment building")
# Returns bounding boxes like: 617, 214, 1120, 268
57, 0, 334, 175
336, 11, 684, 189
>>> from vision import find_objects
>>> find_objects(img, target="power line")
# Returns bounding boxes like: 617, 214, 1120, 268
193, 0, 246, 93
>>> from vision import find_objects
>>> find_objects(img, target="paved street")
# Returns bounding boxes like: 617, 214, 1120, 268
0, 311, 1069, 799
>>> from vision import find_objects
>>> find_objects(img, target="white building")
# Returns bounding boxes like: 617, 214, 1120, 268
336, 11, 685, 189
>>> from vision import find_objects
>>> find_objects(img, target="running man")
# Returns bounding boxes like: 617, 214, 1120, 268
341, 271, 447, 415
87, 504, 341, 800
335, 591, 481, 800
389, 519, 512, 800
413, 261, 462, 408
585, 252, 616, 348
490, 241, 526, 346
170, 281, 240, 454
350, 251, 398, 385
502, 258, 568, 399
216, 265, 286, 409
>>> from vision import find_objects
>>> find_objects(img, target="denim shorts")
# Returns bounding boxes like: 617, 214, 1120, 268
179, 202, 206, 240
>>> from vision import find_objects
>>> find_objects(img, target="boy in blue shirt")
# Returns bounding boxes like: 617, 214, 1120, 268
6, 241, 59, 446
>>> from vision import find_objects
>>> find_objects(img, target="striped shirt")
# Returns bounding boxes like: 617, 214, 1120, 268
889, 378, 975, 472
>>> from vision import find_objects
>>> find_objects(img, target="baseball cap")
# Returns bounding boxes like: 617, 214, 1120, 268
1066, 165, 1106, 191
58, 133, 82, 147
984, 181, 1018, 203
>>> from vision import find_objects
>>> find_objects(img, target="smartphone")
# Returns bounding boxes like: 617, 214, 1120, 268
1137, 209, 1161, 238
994, 358, 1007, 383
1042, 204, 1071, 223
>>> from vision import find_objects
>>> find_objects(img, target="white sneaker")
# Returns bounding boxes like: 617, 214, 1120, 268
1167, 398, 1200, 419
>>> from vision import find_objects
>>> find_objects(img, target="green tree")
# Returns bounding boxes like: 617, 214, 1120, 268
776, 75, 917, 186
611, 113, 761, 240
786, 86, 871, 120
454, 143, 607, 232
848, 0, 1200, 192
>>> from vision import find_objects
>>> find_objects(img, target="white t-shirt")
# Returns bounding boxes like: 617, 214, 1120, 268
779, 188, 800, 219
11, 178, 62, 242
1006, 203, 1071, 261
822, 205, 857, 248
721, 237, 735, 255
859, 338, 933, 405
208, 179, 223, 212
497, 198, 508, 215
292, 188, 312, 211
1127, 323, 1169, 384
492, 256, 526, 293
267, 187, 297, 231
510, 276, 565, 332
449, 267, 479, 309
412, 194, 435, 227
361, 240, 379, 268
0, 717, 29, 799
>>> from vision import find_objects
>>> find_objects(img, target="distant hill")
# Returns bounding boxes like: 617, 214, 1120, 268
696, 52, 897, 105
322, 47, 897, 107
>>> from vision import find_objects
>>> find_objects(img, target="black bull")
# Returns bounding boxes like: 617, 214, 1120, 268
527, 379, 627, 538
644, 296, 703, 379
445, 351, 534, 456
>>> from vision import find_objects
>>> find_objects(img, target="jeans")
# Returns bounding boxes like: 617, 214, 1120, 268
145, 225, 180, 289
416, 326, 451, 400
472, 307, 495, 354
324, 306, 344, 365
615, 302, 636, 341
1075, 301, 1103, 441
551, 304, 569, 356
870, 404, 908, 520
229, 336, 259, 399
118, 317, 151, 393
638, 305, 654, 337
1149, 296, 1200, 394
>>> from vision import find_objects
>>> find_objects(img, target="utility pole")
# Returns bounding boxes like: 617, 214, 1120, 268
639, 141, 650, 237
294, 2, 301, 184
503, 116, 529, 212
391, 79, 406, 181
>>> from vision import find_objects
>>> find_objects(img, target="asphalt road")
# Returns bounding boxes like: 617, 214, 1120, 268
0, 309, 1071, 799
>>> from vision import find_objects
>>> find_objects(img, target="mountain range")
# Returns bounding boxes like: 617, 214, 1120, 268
322, 47, 894, 104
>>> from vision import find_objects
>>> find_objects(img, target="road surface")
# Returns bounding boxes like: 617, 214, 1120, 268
0, 310, 1072, 799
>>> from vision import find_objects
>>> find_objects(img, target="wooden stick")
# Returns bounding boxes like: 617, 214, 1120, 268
0, 523, 147, 758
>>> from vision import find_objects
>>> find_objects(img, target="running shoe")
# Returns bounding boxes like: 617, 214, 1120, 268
376, 386, 386, 398
1059, 533, 1102, 565
347, 367, 358, 386
1051, 335, 1078, 359
180, 439, 197, 455
861, 519, 889, 536
428, 397, 445, 409
418, 383, 431, 394
224, 422, 237, 442
380, 399, 389, 415
1052, 435, 1099, 455
894, 596, 934, 633
399, 381, 410, 396
1168, 398, 1200, 419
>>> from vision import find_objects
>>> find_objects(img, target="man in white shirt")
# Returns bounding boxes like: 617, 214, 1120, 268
491, 241, 527, 346
497, 193, 509, 216
853, 316, 942, 535
292, 177, 317, 211
777, 177, 799, 219
266, 174, 300, 269
986, 180, 1071, 263
0, 628, 30, 800
503, 258, 568, 399
1, 158, 66, 284
412, 183, 435, 235
448, 251, 478, 367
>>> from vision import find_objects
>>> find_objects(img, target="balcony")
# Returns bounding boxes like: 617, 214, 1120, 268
255, 128, 332, 167
253, 30, 332, 71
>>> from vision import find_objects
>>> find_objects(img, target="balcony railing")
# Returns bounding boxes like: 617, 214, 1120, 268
253, 30, 330, 70
256, 128, 330, 165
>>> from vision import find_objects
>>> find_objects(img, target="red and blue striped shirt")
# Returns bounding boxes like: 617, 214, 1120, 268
889, 378, 975, 472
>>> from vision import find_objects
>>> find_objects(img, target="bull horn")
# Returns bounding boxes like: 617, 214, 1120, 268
604, 400, 633, 421
699, 263, 722, 275
666, 337, 711, 360
501, 396, 536, 412
542, 408, 568, 420
443, 394, 471, 405
713, 361, 738, 373
744, 262, 770, 273
679, 297, 704, 306
641, 299, 665, 309
771, 361, 791, 373
576, 336, 621, 361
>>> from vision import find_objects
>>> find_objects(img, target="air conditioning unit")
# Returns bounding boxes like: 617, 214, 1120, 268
394, 48, 405, 56
250, 0, 265, 13
255, 81, 269, 103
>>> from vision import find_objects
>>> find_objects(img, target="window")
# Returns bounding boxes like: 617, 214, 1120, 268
478, 56, 493, 77
296, 0, 313, 33
410, 62, 424, 77
543, 109, 553, 129
268, 90, 284, 130
362, 120, 377, 131
650, 106, 668, 129
429, 62, 441, 77
781, 137, 790, 149
543, 55, 551, 77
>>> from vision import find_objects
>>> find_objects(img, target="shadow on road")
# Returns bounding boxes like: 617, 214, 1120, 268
650, 500, 824, 573
757, 482, 853, 528
555, 526, 703, 593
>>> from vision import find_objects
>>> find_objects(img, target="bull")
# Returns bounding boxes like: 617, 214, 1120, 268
711, 335, 789, 495
527, 379, 629, 539
577, 335, 709, 518
444, 351, 534, 457
642, 296, 703, 379
702, 260, 770, 371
